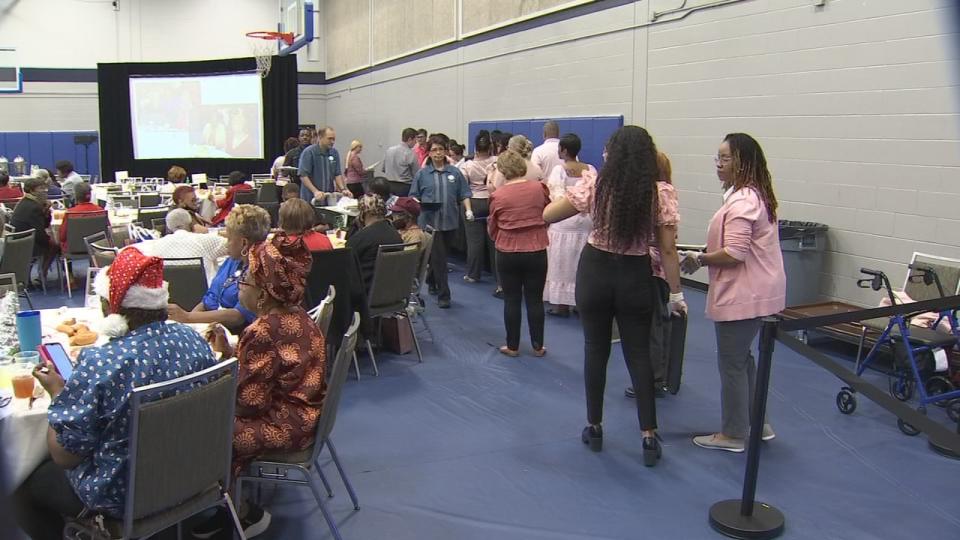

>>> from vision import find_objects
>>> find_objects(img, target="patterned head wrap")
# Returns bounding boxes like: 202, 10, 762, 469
247, 233, 312, 306
358, 194, 386, 221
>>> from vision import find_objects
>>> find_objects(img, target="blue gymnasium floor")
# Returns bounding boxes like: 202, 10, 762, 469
29, 264, 960, 540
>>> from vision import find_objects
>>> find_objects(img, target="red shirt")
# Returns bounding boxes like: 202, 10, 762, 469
211, 184, 253, 225
59, 202, 108, 250
413, 145, 429, 168
0, 186, 23, 201
289, 230, 333, 252
487, 180, 550, 253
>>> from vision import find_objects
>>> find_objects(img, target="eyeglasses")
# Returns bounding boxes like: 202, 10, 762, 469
714, 155, 732, 164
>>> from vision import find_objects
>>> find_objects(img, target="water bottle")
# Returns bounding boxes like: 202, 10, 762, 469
12, 156, 25, 176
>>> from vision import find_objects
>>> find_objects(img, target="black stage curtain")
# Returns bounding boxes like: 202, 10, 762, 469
97, 56, 298, 181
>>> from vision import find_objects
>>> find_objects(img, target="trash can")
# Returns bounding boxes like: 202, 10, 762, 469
779, 220, 828, 307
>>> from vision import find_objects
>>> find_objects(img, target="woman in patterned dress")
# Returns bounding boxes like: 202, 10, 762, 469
202, 233, 325, 537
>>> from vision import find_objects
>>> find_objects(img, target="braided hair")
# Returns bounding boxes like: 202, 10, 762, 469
593, 126, 659, 254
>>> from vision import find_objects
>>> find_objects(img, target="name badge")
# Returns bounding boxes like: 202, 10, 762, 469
447, 174, 455, 182
328, 156, 335, 161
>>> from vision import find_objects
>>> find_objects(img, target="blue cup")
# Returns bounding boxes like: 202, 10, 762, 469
15, 310, 42, 354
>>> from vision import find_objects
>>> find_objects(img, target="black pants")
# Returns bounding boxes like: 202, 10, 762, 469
464, 198, 497, 283
346, 182, 364, 198
13, 459, 85, 540
575, 244, 657, 431
497, 250, 547, 350
429, 229, 458, 302
388, 181, 411, 197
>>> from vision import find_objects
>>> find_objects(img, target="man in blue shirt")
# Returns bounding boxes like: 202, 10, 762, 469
410, 135, 473, 308
297, 126, 348, 202
13, 247, 219, 539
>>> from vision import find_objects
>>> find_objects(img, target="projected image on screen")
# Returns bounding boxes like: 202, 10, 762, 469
130, 73, 264, 160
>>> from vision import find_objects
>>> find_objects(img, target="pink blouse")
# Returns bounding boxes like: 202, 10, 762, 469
566, 170, 674, 256
345, 154, 364, 184
649, 182, 680, 280
459, 155, 496, 199
487, 160, 543, 193
705, 187, 786, 322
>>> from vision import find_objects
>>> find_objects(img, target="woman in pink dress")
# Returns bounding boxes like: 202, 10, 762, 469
544, 134, 595, 317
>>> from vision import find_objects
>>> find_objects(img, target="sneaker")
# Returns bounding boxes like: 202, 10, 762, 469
463, 276, 478, 283
437, 299, 451, 309
241, 504, 272, 538
191, 508, 228, 539
692, 433, 745, 453
761, 423, 776, 442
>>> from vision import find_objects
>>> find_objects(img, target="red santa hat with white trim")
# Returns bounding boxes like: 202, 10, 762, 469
92, 246, 169, 337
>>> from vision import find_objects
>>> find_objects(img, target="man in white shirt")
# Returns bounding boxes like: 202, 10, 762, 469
531, 120, 563, 180
137, 208, 228, 284
55, 160, 84, 206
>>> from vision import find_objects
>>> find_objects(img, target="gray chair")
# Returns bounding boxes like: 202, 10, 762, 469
110, 195, 138, 209
308, 285, 337, 337
110, 224, 132, 248
256, 182, 279, 203
236, 313, 361, 540
261, 202, 280, 228
63, 359, 244, 540
0, 229, 34, 309
0, 272, 18, 300
137, 207, 168, 229
363, 242, 423, 373
151, 218, 167, 236
61, 213, 110, 298
85, 267, 100, 300
163, 257, 207, 310
84, 232, 117, 269
233, 190, 257, 205
138, 193, 161, 208
407, 229, 435, 340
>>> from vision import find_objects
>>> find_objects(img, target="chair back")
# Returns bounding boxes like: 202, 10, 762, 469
84, 232, 117, 268
163, 257, 208, 310
312, 313, 360, 451
137, 206, 168, 228
110, 224, 132, 248
307, 285, 336, 337
233, 190, 257, 205
905, 253, 960, 302
261, 202, 280, 228
0, 272, 17, 297
139, 193, 161, 208
151, 218, 167, 236
110, 195, 138, 209
367, 242, 420, 317
304, 248, 366, 351
256, 182, 279, 203
65, 213, 110, 256
415, 229, 435, 296
124, 358, 237, 537
85, 267, 100, 300
0, 229, 35, 289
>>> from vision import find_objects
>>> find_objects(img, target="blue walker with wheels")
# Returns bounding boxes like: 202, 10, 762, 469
836, 265, 960, 434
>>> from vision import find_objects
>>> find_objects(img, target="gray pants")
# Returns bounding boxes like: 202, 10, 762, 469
715, 317, 765, 439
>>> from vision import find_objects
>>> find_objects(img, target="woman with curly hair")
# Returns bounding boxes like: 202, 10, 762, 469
544, 125, 667, 467
684, 133, 785, 453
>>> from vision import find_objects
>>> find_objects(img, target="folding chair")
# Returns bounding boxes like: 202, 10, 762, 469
235, 313, 361, 540
137, 207, 168, 229
61, 213, 110, 298
363, 242, 423, 373
0, 229, 34, 309
408, 229, 435, 337
256, 182, 279, 203
84, 232, 118, 268
138, 193, 161, 208
308, 285, 337, 337
234, 191, 257, 205
163, 257, 208, 310
63, 359, 244, 540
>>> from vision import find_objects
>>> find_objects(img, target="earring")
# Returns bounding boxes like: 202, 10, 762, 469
240, 246, 250, 258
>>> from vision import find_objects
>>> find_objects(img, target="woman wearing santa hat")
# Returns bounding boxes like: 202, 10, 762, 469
15, 247, 219, 539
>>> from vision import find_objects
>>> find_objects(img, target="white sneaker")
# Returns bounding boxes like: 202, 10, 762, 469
692, 433, 745, 453
761, 423, 776, 442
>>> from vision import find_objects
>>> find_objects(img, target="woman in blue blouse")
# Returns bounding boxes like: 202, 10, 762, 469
167, 204, 270, 333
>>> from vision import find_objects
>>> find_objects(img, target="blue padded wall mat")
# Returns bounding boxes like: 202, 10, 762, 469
0, 131, 100, 178
468, 116, 623, 172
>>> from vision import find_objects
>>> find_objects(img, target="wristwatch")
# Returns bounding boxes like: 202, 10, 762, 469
697, 253, 705, 267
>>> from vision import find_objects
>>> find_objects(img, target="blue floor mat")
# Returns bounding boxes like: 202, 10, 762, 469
18, 262, 960, 539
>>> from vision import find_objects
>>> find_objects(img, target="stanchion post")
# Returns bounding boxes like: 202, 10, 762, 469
709, 316, 785, 539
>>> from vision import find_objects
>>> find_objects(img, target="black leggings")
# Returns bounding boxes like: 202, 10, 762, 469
575, 244, 657, 431
13, 459, 85, 540
496, 250, 547, 350
464, 198, 496, 283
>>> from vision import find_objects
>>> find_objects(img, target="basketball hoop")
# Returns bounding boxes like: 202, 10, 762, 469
246, 31, 294, 78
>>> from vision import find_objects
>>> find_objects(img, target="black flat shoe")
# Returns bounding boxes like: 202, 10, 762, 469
642, 434, 662, 467
581, 425, 602, 452
547, 308, 570, 318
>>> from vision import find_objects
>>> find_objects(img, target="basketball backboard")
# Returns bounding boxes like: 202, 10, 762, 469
277, 0, 315, 56
0, 48, 21, 93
